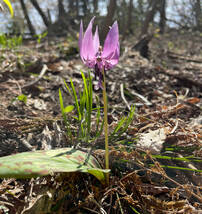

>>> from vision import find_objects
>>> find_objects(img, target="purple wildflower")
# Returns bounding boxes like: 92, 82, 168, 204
79, 17, 119, 89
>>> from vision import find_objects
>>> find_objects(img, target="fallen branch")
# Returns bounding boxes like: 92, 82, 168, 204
22, 64, 48, 88
156, 66, 202, 90
120, 84, 130, 111
167, 51, 202, 63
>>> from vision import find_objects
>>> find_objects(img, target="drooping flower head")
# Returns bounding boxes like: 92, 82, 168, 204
79, 17, 119, 89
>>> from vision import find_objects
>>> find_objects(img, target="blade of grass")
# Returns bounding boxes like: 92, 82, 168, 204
110, 105, 135, 140
70, 79, 81, 121
81, 72, 92, 142
59, 89, 72, 141
149, 164, 202, 173
95, 95, 102, 136
110, 116, 127, 137
152, 155, 202, 162
64, 80, 73, 97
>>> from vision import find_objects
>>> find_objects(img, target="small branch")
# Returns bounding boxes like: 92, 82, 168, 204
157, 66, 202, 90
170, 119, 178, 134
22, 64, 48, 88
21, 138, 35, 151
132, 91, 152, 106
116, 192, 124, 214
120, 84, 130, 111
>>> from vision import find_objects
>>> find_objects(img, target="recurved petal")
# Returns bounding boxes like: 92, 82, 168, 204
112, 42, 120, 61
102, 21, 119, 58
94, 26, 100, 55
104, 43, 120, 70
82, 17, 96, 60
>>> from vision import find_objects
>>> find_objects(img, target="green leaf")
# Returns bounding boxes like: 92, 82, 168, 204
3, 0, 13, 17
0, 148, 109, 183
17, 94, 27, 104
64, 105, 74, 113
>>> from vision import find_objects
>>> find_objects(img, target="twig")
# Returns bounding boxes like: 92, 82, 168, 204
82, 207, 100, 214
177, 154, 198, 171
22, 64, 48, 88
170, 119, 178, 134
120, 84, 131, 110
88, 194, 107, 214
132, 90, 152, 106
20, 138, 35, 151
8, 75, 22, 94
116, 192, 124, 214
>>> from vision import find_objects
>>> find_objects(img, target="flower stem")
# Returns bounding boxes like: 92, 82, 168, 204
102, 68, 109, 185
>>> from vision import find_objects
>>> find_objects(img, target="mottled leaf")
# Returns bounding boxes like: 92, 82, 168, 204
0, 148, 109, 183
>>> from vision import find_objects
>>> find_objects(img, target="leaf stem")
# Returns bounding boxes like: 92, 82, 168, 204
102, 68, 109, 185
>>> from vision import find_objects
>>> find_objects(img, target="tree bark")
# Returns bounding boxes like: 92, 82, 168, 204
76, 0, 79, 17
101, 0, 116, 42
58, 0, 66, 20
81, 0, 89, 16
140, 0, 160, 36
159, 0, 166, 34
93, 0, 98, 14
127, 0, 133, 34
30, 0, 50, 27
194, 0, 202, 31
19, 0, 36, 35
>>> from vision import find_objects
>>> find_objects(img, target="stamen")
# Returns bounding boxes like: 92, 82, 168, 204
99, 46, 103, 52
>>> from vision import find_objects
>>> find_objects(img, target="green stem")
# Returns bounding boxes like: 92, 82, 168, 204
102, 68, 109, 185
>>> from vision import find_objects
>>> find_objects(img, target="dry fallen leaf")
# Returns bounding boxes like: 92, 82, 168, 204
137, 127, 169, 154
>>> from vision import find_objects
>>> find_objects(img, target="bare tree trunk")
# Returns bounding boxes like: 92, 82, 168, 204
58, 0, 66, 20
69, 0, 74, 11
30, 0, 50, 27
47, 9, 52, 24
81, 0, 89, 16
140, 0, 160, 36
76, 0, 79, 17
194, 0, 202, 31
93, 0, 98, 14
19, 0, 36, 35
122, 0, 132, 39
159, 0, 166, 34
101, 0, 116, 42
127, 0, 133, 34
121, 0, 127, 37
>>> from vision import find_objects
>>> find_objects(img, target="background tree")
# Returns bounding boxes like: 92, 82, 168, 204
140, 0, 160, 36
101, 0, 117, 41
158, 0, 166, 34
194, 0, 202, 31
30, 0, 50, 27
19, 0, 36, 35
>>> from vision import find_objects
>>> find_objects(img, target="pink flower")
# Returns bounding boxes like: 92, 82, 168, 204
79, 17, 119, 89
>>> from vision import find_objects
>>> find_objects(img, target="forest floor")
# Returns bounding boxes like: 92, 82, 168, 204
0, 30, 201, 213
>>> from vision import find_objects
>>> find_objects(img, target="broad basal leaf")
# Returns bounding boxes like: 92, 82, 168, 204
0, 148, 109, 183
